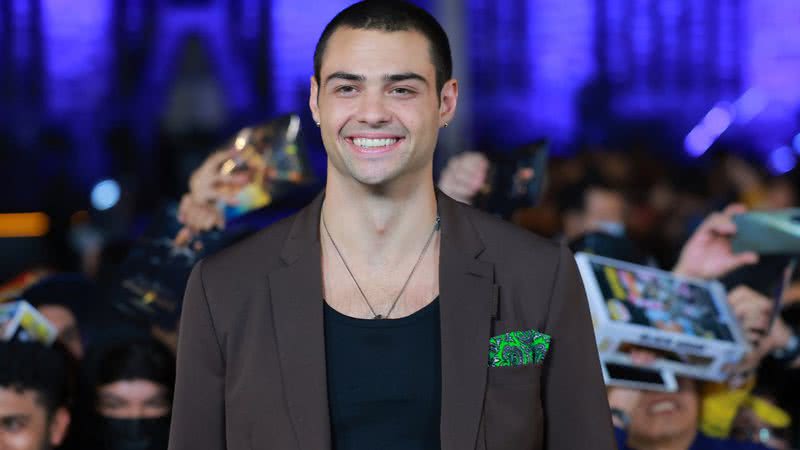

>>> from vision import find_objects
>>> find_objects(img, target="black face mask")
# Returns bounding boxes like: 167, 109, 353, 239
94, 415, 171, 450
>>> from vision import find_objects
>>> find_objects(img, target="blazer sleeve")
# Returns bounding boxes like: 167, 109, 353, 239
541, 244, 616, 449
168, 260, 226, 450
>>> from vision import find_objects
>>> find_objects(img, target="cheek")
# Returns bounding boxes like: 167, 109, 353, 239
680, 399, 700, 425
142, 404, 171, 419
2, 428, 44, 450
319, 97, 354, 122
98, 404, 136, 419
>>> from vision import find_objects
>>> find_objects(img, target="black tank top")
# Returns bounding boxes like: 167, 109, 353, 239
323, 298, 442, 450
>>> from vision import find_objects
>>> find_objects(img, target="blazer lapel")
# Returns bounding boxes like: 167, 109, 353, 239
268, 193, 331, 450
267, 190, 494, 450
437, 191, 495, 450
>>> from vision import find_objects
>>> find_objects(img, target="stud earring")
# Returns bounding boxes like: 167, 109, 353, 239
315, 121, 320, 127
443, 122, 449, 128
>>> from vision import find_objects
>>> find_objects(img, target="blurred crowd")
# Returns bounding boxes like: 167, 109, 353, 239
2, 136, 800, 450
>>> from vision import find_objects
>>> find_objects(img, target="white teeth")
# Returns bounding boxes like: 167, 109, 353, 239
352, 138, 398, 148
650, 401, 677, 413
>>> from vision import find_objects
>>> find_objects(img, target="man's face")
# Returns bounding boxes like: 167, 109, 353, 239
0, 388, 68, 450
310, 27, 457, 188
628, 378, 699, 444
584, 187, 627, 233
97, 380, 171, 419
37, 305, 82, 360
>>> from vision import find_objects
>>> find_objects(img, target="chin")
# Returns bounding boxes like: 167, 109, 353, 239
344, 161, 406, 187
352, 171, 401, 188
643, 420, 694, 441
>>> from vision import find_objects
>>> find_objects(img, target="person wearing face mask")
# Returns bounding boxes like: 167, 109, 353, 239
558, 175, 629, 243
74, 338, 174, 450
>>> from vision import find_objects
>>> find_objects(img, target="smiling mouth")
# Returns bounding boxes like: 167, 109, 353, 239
648, 400, 679, 414
345, 136, 404, 153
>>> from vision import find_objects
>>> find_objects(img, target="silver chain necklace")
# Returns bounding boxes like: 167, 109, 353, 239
321, 211, 441, 319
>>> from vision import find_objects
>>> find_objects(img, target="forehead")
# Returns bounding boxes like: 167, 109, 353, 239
320, 28, 435, 79
0, 387, 44, 415
99, 380, 166, 401
38, 305, 76, 324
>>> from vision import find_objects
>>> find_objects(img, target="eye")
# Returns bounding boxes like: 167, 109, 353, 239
334, 85, 358, 96
390, 87, 415, 96
145, 397, 170, 409
98, 398, 124, 410
0, 416, 27, 432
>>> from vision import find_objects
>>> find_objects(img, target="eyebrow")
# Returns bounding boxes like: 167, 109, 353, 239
384, 72, 428, 85
325, 72, 365, 85
324, 71, 429, 86
144, 395, 170, 405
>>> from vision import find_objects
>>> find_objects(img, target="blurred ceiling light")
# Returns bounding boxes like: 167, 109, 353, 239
767, 146, 796, 175
685, 103, 735, 157
793, 133, 800, 154
733, 88, 768, 124
684, 125, 715, 157
90, 179, 120, 211
703, 103, 734, 135
0, 213, 50, 238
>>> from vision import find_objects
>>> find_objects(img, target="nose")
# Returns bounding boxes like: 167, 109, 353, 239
356, 91, 391, 127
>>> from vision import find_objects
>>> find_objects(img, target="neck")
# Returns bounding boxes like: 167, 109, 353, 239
626, 430, 697, 450
321, 164, 438, 266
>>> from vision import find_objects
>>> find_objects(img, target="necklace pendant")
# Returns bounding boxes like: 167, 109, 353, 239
373, 314, 383, 320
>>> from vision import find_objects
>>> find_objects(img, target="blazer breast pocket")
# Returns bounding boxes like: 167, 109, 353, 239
484, 365, 544, 449
487, 363, 541, 386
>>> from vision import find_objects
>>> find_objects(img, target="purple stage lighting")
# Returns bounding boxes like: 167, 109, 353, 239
685, 126, 715, 157
703, 104, 733, 135
793, 133, 800, 154
767, 146, 796, 175
734, 88, 769, 124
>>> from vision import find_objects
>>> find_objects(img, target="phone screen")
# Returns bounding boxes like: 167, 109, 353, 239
605, 361, 670, 390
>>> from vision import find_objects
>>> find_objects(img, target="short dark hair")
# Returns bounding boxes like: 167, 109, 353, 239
313, 0, 453, 94
0, 341, 72, 416
92, 338, 176, 400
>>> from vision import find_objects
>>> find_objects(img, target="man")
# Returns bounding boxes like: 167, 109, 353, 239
0, 341, 71, 450
169, 2, 615, 449
608, 378, 770, 450
606, 205, 771, 450
558, 176, 629, 242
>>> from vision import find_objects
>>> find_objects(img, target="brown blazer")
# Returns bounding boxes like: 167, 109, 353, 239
168, 190, 616, 450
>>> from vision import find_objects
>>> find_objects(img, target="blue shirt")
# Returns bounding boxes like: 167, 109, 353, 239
614, 427, 771, 450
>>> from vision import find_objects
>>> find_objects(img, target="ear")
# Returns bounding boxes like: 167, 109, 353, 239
438, 79, 458, 127
309, 75, 321, 125
49, 407, 70, 447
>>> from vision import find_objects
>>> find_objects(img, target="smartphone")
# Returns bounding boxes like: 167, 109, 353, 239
475, 139, 549, 219
732, 209, 800, 254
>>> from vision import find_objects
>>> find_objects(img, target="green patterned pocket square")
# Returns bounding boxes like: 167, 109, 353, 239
488, 329, 551, 367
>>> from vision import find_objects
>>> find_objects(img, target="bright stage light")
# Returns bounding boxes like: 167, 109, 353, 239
91, 179, 120, 211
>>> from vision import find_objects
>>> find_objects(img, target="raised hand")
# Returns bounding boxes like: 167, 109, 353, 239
673, 204, 758, 280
